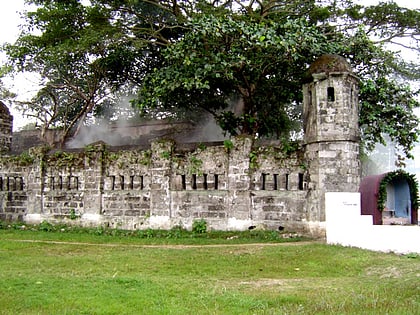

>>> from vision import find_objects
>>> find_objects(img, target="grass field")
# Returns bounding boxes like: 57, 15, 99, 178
0, 227, 419, 314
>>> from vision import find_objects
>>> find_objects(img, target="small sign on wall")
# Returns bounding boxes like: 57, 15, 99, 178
325, 192, 363, 246
325, 192, 361, 222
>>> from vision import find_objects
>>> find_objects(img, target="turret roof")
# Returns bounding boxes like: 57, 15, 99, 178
308, 54, 352, 75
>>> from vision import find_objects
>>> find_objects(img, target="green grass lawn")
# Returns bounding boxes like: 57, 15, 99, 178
0, 229, 419, 314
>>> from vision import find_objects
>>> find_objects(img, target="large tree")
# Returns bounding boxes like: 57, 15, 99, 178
136, 0, 420, 159
2, 0, 186, 145
2, 0, 420, 158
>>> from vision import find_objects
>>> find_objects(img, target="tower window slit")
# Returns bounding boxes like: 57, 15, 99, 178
192, 174, 197, 190
327, 87, 335, 102
110, 176, 115, 190
273, 174, 278, 190
120, 175, 125, 190
214, 174, 219, 190
285, 174, 289, 190
130, 175, 135, 190
298, 173, 304, 190
181, 175, 186, 190
261, 173, 266, 190
140, 175, 144, 190
203, 174, 208, 190
66, 176, 71, 190
0, 177, 3, 191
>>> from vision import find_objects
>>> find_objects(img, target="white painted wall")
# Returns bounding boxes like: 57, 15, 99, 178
325, 192, 420, 254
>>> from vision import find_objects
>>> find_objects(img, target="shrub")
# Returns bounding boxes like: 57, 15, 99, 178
39, 221, 54, 232
192, 219, 207, 234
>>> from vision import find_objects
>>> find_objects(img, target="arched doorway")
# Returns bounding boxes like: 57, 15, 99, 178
360, 170, 419, 225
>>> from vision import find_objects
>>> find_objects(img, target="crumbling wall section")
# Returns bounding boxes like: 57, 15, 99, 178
0, 156, 28, 221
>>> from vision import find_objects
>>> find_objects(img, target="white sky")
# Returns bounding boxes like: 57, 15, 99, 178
0, 0, 39, 126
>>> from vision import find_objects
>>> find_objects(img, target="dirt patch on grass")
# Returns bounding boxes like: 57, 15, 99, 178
7, 239, 319, 249
365, 265, 420, 279
239, 278, 304, 289
235, 278, 347, 295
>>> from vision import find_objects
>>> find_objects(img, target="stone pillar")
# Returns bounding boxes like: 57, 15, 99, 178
25, 147, 47, 224
149, 140, 173, 228
82, 142, 105, 222
303, 55, 361, 227
227, 136, 252, 223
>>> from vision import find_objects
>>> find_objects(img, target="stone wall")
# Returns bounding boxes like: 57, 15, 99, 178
0, 101, 12, 153
0, 138, 316, 234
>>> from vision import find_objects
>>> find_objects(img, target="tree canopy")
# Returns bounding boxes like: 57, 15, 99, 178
2, 0, 420, 158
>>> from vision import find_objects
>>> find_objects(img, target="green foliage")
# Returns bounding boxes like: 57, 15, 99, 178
69, 209, 79, 220
10, 151, 35, 166
197, 143, 206, 151
2, 0, 420, 159
137, 13, 332, 138
405, 253, 420, 259
50, 150, 82, 167
134, 1, 420, 159
192, 219, 207, 234
281, 140, 301, 155
187, 155, 203, 175
2, 0, 184, 145
38, 220, 54, 232
83, 144, 98, 154
223, 139, 233, 153
359, 78, 419, 160
0, 221, 303, 244
135, 226, 190, 239
107, 152, 119, 161
166, 225, 186, 239
160, 151, 171, 160
139, 150, 152, 166
249, 150, 259, 170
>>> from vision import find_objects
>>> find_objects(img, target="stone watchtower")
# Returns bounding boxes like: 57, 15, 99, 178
303, 55, 360, 225
0, 101, 13, 153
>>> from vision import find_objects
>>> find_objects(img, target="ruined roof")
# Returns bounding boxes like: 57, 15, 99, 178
308, 54, 352, 75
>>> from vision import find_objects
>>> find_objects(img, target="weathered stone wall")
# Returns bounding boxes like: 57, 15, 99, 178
0, 101, 13, 153
0, 138, 315, 234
